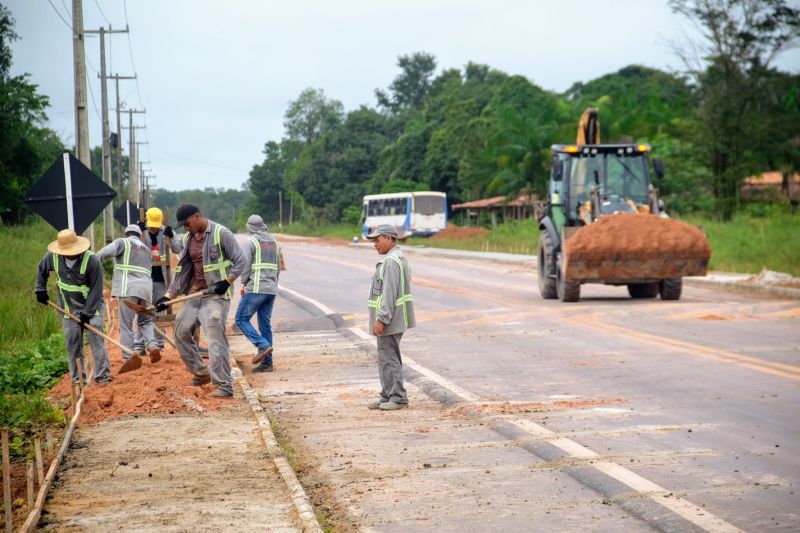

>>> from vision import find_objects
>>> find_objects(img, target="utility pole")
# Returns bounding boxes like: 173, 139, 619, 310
71, 0, 94, 249
108, 74, 136, 196
123, 110, 145, 206
278, 190, 283, 228
86, 25, 128, 243
136, 143, 149, 208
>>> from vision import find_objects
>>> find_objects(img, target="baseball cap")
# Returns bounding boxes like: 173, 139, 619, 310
124, 224, 142, 236
366, 224, 398, 239
145, 207, 163, 228
176, 203, 200, 226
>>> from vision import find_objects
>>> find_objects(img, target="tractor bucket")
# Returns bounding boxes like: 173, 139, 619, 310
563, 213, 711, 283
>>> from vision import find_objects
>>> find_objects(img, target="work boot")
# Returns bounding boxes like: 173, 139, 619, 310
367, 399, 385, 410
96, 376, 112, 385
252, 362, 274, 373
211, 389, 233, 398
148, 347, 162, 364
379, 401, 408, 411
251, 345, 273, 365
191, 374, 211, 386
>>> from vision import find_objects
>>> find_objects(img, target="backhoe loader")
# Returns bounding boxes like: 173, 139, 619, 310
537, 109, 711, 302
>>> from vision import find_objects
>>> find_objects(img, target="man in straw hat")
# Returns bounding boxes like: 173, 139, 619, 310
97, 224, 161, 371
35, 229, 112, 385
137, 207, 183, 350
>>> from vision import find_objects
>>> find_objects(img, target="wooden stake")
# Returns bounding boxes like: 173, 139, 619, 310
70, 384, 77, 411
45, 431, 53, 463
26, 462, 34, 509
34, 438, 44, 486
2, 429, 12, 533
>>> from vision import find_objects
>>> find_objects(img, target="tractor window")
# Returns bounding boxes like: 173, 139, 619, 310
606, 155, 648, 204
569, 156, 603, 205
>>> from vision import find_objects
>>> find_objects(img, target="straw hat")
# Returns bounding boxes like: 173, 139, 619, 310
47, 229, 91, 256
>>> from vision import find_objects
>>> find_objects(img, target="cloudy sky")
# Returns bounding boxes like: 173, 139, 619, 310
7, 1, 799, 191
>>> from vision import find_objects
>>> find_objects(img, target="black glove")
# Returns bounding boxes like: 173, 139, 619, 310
35, 290, 49, 305
163, 225, 174, 239
210, 279, 230, 295
137, 220, 147, 232
155, 296, 170, 312
78, 311, 93, 326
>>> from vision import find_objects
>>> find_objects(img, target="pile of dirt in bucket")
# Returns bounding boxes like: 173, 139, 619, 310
433, 225, 490, 240
566, 213, 711, 261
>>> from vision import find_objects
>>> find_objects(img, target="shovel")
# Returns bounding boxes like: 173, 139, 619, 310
47, 301, 143, 374
123, 289, 212, 315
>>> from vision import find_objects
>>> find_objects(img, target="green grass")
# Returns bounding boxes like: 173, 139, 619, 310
406, 218, 541, 255
278, 221, 362, 240
685, 212, 800, 276
0, 220, 62, 353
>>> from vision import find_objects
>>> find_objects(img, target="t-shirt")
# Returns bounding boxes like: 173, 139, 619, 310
148, 231, 165, 283
188, 232, 207, 291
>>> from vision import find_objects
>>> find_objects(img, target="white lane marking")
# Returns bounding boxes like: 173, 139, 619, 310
548, 394, 577, 399
590, 407, 630, 414
322, 301, 743, 531
280, 286, 336, 316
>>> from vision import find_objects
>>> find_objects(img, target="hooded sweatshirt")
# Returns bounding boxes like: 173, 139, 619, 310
241, 214, 282, 295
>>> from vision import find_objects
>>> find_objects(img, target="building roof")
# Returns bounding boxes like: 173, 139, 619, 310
452, 195, 537, 210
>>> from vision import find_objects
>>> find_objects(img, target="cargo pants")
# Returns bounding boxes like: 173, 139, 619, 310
133, 281, 168, 349
119, 296, 157, 357
376, 332, 407, 404
174, 295, 233, 395
61, 303, 111, 384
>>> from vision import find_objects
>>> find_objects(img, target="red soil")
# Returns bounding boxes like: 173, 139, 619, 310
433, 225, 490, 240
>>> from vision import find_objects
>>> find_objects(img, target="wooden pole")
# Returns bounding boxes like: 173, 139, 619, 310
70, 384, 77, 412
2, 429, 12, 533
33, 438, 43, 486
26, 463, 34, 509
163, 208, 173, 289
45, 432, 53, 463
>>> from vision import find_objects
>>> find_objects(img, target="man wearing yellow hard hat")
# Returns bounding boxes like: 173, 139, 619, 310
138, 207, 183, 350
34, 229, 112, 385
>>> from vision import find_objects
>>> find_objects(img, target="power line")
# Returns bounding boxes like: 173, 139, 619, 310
46, 0, 73, 31
122, 0, 144, 109
93, 0, 111, 25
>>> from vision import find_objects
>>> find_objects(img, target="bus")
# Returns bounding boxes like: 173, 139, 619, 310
361, 192, 447, 239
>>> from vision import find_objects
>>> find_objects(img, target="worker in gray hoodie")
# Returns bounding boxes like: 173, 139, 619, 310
157, 203, 246, 398
97, 224, 160, 372
235, 214, 285, 373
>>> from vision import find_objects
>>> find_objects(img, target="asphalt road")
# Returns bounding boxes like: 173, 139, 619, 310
269, 235, 799, 532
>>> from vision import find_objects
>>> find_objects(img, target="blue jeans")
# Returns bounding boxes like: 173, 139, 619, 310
235, 292, 275, 362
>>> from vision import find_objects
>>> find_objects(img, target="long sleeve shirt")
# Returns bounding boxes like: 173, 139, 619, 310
367, 247, 416, 336
97, 236, 153, 300
35, 251, 104, 316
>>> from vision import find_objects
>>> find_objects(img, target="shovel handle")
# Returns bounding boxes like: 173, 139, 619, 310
156, 289, 211, 310
47, 301, 137, 357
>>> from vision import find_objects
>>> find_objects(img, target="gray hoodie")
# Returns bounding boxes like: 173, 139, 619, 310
241, 215, 282, 295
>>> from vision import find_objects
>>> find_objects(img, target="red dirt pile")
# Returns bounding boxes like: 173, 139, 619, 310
49, 341, 225, 424
432, 225, 489, 240
566, 213, 710, 262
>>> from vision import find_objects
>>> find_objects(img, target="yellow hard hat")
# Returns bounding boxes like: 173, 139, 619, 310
145, 207, 163, 228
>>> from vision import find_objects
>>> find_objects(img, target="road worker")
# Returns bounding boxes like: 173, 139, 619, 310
366, 224, 415, 410
34, 229, 112, 385
137, 207, 183, 349
157, 203, 246, 398
97, 224, 160, 371
235, 214, 285, 373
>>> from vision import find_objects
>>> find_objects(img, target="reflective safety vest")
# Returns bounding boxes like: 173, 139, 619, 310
114, 238, 152, 296
248, 236, 279, 293
53, 251, 95, 316
174, 233, 192, 274
203, 224, 232, 297
367, 255, 413, 328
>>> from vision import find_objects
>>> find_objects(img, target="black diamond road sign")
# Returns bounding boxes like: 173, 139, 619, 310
24, 152, 116, 235
114, 200, 140, 227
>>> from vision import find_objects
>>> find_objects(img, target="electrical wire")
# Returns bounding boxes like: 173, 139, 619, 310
93, 0, 111, 25
122, 0, 144, 109
47, 0, 74, 31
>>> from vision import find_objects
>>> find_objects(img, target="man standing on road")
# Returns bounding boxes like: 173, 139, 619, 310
366, 224, 415, 411
158, 203, 246, 398
35, 229, 112, 385
235, 214, 285, 373
97, 224, 161, 370
137, 207, 183, 350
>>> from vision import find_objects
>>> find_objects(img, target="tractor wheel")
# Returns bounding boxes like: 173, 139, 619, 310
627, 283, 659, 299
538, 233, 557, 299
659, 278, 683, 300
556, 257, 581, 302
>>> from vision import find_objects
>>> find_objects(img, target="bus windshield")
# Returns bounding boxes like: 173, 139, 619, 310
414, 196, 445, 215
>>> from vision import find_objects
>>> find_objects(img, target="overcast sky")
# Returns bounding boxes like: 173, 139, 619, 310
7, 1, 800, 191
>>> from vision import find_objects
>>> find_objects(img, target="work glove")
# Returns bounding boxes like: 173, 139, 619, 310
78, 311, 93, 326
163, 225, 174, 239
35, 290, 49, 305
210, 279, 230, 295
155, 296, 171, 313
137, 221, 147, 232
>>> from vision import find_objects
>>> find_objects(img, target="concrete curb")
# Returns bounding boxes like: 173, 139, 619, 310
233, 366, 323, 533
683, 276, 800, 299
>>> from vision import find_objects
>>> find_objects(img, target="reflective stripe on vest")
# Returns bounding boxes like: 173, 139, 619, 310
367, 254, 413, 327
53, 251, 93, 315
248, 236, 278, 293
114, 238, 150, 295
201, 224, 232, 297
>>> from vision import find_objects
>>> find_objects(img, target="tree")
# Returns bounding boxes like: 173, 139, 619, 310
669, 0, 800, 219
283, 88, 344, 145
247, 141, 288, 224
0, 5, 65, 224
375, 52, 437, 113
